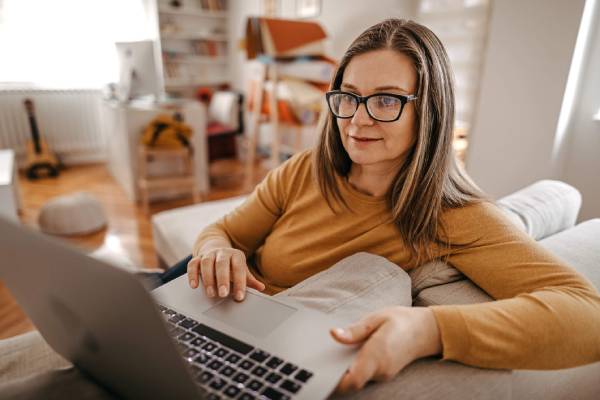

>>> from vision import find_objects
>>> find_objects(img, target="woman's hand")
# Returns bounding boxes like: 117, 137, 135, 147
187, 247, 265, 301
331, 306, 442, 393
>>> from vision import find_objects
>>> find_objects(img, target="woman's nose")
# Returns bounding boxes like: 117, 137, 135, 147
351, 103, 374, 126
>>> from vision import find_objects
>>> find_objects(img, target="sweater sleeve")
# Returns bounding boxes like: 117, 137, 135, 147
193, 151, 305, 259
430, 201, 600, 370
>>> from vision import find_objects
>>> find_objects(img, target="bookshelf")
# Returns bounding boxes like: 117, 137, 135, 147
147, 0, 231, 98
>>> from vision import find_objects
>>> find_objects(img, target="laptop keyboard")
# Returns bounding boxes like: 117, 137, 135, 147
158, 304, 314, 400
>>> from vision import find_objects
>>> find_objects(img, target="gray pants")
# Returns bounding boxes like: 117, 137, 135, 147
0, 253, 414, 399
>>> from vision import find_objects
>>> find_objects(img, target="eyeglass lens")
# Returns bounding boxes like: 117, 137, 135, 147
329, 93, 402, 121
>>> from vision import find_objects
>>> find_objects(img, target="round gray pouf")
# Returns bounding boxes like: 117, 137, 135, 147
38, 192, 107, 236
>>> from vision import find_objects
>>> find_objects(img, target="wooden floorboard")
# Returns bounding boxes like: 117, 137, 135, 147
0, 158, 269, 340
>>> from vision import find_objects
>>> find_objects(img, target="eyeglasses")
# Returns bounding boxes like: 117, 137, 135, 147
325, 90, 418, 122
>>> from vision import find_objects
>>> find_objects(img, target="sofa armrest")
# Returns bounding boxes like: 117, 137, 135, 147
496, 180, 581, 240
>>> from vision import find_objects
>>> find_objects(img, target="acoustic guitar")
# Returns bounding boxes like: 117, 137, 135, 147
23, 98, 60, 179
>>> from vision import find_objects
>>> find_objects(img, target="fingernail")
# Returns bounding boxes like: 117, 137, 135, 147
335, 328, 349, 339
206, 286, 215, 298
190, 280, 196, 288
235, 290, 244, 301
218, 285, 228, 297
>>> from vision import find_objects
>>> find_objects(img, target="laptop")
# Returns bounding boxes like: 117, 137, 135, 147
0, 217, 356, 399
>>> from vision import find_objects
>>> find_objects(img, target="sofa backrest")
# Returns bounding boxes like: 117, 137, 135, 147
412, 180, 585, 306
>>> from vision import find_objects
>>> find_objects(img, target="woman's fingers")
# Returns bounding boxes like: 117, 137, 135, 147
200, 253, 216, 297
330, 313, 385, 344
214, 251, 231, 297
187, 257, 201, 288
246, 271, 266, 291
230, 252, 247, 301
192, 248, 265, 301
337, 348, 379, 392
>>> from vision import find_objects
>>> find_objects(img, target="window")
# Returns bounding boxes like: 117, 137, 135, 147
0, 0, 150, 88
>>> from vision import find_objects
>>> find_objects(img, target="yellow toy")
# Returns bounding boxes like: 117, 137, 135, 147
141, 112, 193, 150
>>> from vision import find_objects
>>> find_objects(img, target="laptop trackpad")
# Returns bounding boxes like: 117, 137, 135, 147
202, 292, 297, 338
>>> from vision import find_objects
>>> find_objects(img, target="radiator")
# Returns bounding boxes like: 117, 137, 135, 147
0, 89, 107, 165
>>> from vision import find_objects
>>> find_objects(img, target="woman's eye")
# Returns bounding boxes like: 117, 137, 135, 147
341, 94, 354, 103
376, 96, 399, 107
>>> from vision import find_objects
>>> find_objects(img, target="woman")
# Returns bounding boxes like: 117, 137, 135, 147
187, 18, 600, 393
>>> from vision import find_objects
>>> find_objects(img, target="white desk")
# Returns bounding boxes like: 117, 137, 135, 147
0, 149, 21, 221
101, 100, 209, 202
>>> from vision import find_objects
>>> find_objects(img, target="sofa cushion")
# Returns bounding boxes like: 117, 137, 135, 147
275, 252, 412, 324
331, 358, 511, 400
151, 195, 246, 266
537, 219, 600, 289
414, 279, 493, 307
496, 179, 581, 240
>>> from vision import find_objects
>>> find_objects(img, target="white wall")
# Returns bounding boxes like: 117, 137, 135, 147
467, 0, 585, 197
561, 1, 600, 221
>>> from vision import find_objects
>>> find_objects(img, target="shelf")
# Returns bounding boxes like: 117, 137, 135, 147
164, 56, 228, 65
161, 32, 228, 41
158, 7, 227, 19
164, 78, 229, 88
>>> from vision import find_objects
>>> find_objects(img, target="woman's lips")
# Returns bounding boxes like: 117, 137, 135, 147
349, 135, 382, 143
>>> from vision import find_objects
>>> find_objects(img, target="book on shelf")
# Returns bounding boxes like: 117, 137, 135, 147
199, 0, 227, 12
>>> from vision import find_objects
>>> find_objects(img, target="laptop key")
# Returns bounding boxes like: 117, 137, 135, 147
247, 379, 264, 392
280, 379, 302, 394
209, 377, 227, 391
163, 308, 177, 316
250, 365, 268, 377
232, 372, 250, 384
294, 369, 313, 383
206, 394, 221, 400
178, 332, 196, 342
169, 314, 185, 324
197, 370, 214, 384
192, 324, 254, 355
248, 349, 270, 363
265, 372, 282, 384
179, 318, 198, 329
213, 347, 229, 359
193, 352, 211, 365
202, 342, 218, 353
239, 359, 255, 370
220, 365, 236, 377
279, 363, 298, 376
261, 386, 290, 400
207, 359, 224, 371
265, 356, 284, 369
223, 385, 241, 398
183, 348, 200, 359
225, 353, 242, 365
170, 327, 185, 338
238, 392, 257, 400
190, 337, 207, 348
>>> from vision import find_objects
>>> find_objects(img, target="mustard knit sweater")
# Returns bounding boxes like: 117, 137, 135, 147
194, 150, 600, 370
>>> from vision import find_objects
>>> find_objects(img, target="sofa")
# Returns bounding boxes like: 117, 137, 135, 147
152, 179, 600, 399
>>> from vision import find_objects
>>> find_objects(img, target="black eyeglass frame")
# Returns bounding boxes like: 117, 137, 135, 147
325, 90, 418, 122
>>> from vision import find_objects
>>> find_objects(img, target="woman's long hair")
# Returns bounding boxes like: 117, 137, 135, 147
314, 18, 487, 265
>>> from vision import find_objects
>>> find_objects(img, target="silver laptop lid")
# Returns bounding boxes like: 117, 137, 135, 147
0, 217, 202, 399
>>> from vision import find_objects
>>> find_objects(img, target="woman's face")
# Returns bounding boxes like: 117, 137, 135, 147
337, 49, 418, 171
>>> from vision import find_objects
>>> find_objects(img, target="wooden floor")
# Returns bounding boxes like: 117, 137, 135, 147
0, 158, 269, 340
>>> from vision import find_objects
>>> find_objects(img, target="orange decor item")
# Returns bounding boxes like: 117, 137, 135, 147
245, 17, 327, 59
